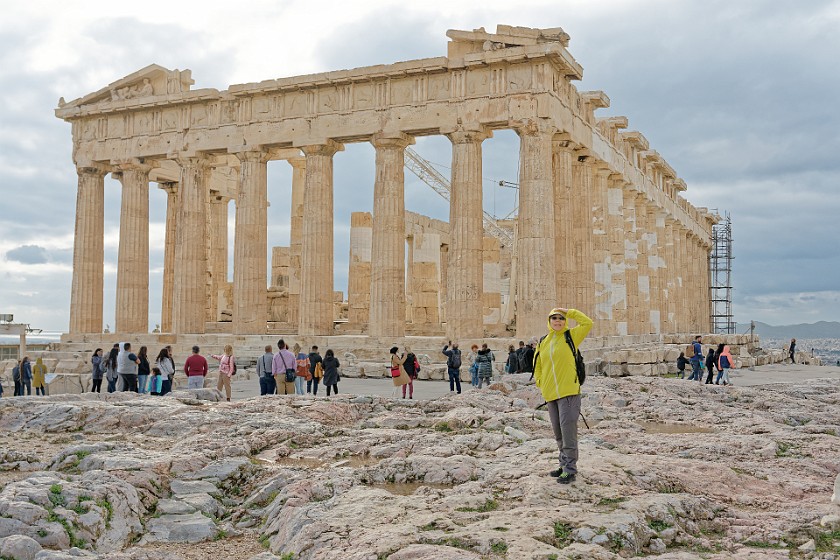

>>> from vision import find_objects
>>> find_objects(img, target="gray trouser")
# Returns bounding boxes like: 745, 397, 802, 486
187, 376, 205, 390
546, 394, 581, 475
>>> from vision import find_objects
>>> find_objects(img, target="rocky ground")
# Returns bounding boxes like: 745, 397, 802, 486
0, 375, 838, 559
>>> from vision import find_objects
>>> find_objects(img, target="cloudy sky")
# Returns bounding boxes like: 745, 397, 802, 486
1, 0, 838, 332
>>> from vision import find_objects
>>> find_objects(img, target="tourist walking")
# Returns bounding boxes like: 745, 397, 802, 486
322, 349, 340, 396
401, 347, 419, 399
714, 343, 725, 384
534, 307, 594, 485
257, 345, 276, 396
137, 346, 150, 394
117, 342, 140, 392
467, 344, 480, 387
307, 346, 323, 396
474, 344, 494, 388
505, 345, 517, 374
91, 348, 104, 393
442, 341, 462, 394
687, 336, 703, 381
20, 357, 33, 396
704, 347, 717, 384
210, 345, 236, 401
676, 352, 688, 379
184, 346, 208, 390
11, 360, 21, 396
293, 343, 309, 396
32, 357, 47, 396
273, 340, 297, 395
105, 347, 119, 393
789, 338, 797, 364
717, 345, 734, 386
155, 348, 174, 395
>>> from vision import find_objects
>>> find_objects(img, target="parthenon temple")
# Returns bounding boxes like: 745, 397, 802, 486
56, 25, 715, 343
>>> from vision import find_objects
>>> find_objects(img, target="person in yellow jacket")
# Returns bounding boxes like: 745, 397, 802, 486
32, 357, 48, 396
533, 307, 593, 484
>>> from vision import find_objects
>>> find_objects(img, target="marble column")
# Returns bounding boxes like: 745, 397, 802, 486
607, 174, 628, 336
114, 163, 152, 334
516, 121, 557, 338
287, 157, 306, 327
700, 239, 711, 332
445, 127, 490, 340
208, 192, 230, 323
69, 166, 106, 334
368, 133, 412, 337
572, 153, 595, 318
552, 138, 576, 306
159, 182, 179, 333
173, 156, 209, 334
233, 150, 269, 334
634, 193, 651, 334
591, 165, 611, 336
347, 212, 372, 329
663, 218, 677, 334
622, 190, 640, 334
649, 210, 665, 334
299, 141, 342, 335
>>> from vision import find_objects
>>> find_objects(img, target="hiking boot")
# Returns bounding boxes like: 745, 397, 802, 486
549, 468, 563, 477
557, 472, 576, 484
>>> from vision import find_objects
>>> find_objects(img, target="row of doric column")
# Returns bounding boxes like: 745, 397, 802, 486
68, 122, 711, 339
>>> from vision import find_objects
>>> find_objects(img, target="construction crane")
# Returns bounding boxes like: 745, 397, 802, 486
403, 146, 515, 247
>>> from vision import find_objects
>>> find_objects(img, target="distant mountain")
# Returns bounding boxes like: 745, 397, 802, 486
736, 321, 840, 339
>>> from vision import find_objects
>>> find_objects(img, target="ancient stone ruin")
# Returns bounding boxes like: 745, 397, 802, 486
56, 25, 715, 344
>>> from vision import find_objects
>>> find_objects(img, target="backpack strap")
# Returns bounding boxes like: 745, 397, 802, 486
563, 330, 577, 354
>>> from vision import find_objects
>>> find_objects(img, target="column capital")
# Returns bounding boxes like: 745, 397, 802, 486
511, 118, 557, 138
231, 148, 270, 164
157, 181, 179, 194
287, 156, 306, 170
75, 163, 109, 177
443, 125, 492, 144
112, 158, 153, 174
371, 131, 414, 150
170, 152, 212, 169
300, 140, 344, 157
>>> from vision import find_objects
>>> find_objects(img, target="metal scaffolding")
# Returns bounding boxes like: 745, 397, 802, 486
709, 212, 734, 333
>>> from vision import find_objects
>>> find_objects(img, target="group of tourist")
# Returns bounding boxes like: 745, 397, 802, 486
3, 357, 48, 397
91, 343, 177, 396
676, 335, 735, 385
257, 340, 339, 397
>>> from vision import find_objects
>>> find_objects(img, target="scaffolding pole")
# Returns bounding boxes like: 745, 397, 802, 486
709, 212, 734, 334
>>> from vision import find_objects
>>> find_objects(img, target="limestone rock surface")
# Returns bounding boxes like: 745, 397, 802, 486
1, 376, 839, 559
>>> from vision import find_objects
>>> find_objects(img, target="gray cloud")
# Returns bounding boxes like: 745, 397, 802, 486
6, 245, 49, 264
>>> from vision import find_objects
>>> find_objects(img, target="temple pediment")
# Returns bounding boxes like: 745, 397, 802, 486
57, 64, 194, 110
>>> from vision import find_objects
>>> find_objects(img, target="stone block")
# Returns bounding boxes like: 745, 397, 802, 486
626, 350, 656, 364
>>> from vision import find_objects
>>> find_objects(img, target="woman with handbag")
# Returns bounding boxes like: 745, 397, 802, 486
389, 346, 410, 395
210, 344, 236, 401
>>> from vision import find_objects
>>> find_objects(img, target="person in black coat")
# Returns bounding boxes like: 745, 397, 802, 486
322, 349, 340, 397
705, 348, 717, 384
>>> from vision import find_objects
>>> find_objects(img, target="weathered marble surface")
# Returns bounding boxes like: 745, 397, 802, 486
0, 377, 838, 559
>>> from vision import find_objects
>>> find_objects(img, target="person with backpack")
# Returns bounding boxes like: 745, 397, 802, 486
442, 341, 462, 394
308, 346, 323, 396
522, 339, 536, 375
686, 335, 703, 381
514, 341, 526, 373
717, 345, 734, 386
704, 347, 717, 384
533, 307, 593, 485
401, 347, 419, 399
11, 360, 21, 396
257, 344, 276, 395
676, 352, 689, 379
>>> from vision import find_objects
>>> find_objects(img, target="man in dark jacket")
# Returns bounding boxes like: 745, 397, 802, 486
308, 346, 323, 395
522, 339, 536, 374
442, 342, 462, 394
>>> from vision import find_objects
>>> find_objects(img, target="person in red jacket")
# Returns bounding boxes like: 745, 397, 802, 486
184, 346, 208, 390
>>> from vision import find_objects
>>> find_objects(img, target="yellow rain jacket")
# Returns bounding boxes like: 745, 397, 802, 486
32, 358, 47, 389
533, 308, 593, 401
